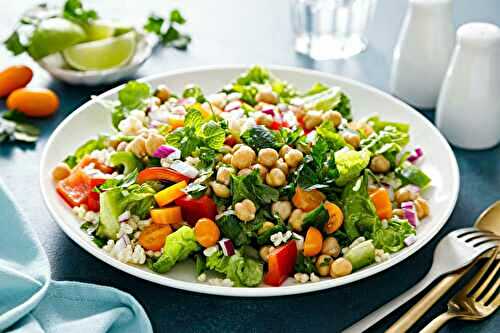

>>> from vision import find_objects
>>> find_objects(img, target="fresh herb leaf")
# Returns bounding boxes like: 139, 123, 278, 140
182, 84, 205, 103
144, 9, 191, 50
241, 125, 280, 151
0, 112, 40, 144
63, 0, 98, 25
4, 31, 27, 55
118, 81, 151, 110
169, 9, 186, 24
295, 252, 317, 274
256, 223, 287, 245
215, 212, 252, 246
230, 170, 279, 206
194, 253, 206, 276
183, 182, 207, 199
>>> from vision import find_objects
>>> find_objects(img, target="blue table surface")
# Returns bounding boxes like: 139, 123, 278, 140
1, 0, 499, 332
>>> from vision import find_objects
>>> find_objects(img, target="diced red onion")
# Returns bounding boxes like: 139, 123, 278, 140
153, 145, 178, 159
404, 235, 417, 246
407, 147, 424, 163
219, 238, 235, 256
261, 106, 275, 117
224, 101, 241, 112
169, 160, 199, 179
401, 201, 419, 227
118, 210, 130, 222
406, 184, 421, 195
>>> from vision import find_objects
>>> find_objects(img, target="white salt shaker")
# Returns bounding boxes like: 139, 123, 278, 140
436, 23, 500, 150
390, 0, 455, 108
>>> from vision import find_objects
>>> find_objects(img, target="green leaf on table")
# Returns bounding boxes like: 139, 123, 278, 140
63, 0, 98, 25
144, 9, 191, 50
169, 9, 186, 25
4, 31, 27, 55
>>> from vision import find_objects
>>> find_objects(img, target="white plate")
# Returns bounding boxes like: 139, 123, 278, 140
40, 65, 460, 297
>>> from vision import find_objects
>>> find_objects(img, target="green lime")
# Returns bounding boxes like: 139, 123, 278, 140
28, 18, 87, 60
112, 23, 134, 37
83, 19, 115, 41
63, 31, 136, 71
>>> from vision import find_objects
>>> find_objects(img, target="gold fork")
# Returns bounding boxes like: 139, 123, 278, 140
420, 248, 500, 333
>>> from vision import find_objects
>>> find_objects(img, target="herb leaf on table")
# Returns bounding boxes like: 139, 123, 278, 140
144, 9, 191, 50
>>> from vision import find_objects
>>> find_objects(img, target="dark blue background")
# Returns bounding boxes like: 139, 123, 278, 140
1, 0, 499, 332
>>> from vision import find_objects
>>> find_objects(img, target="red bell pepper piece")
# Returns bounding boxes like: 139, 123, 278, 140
87, 178, 107, 212
264, 240, 297, 286
78, 155, 113, 174
174, 195, 217, 226
224, 135, 237, 147
56, 169, 91, 207
137, 167, 189, 184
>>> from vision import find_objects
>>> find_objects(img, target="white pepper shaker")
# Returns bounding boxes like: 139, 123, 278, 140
390, 0, 455, 109
436, 23, 500, 150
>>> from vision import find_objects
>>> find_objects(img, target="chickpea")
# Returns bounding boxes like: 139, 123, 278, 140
231, 145, 256, 169
154, 85, 172, 103
414, 197, 430, 219
266, 168, 286, 187
284, 149, 303, 168
238, 168, 252, 176
259, 245, 275, 262
232, 144, 244, 153
342, 131, 361, 148
393, 208, 405, 218
330, 258, 353, 278
275, 158, 289, 175
116, 141, 128, 151
251, 163, 268, 179
235, 199, 257, 222
316, 254, 334, 277
322, 110, 342, 127
222, 153, 233, 164
256, 112, 274, 126
126, 136, 147, 158
322, 237, 341, 257
303, 110, 322, 129
258, 221, 275, 235
258, 148, 279, 167
271, 201, 292, 221
395, 186, 418, 204
289, 209, 305, 232
291, 105, 306, 119
210, 182, 231, 198
279, 145, 292, 158
145, 133, 166, 156
52, 162, 71, 181
369, 155, 391, 174
256, 90, 278, 105
216, 166, 233, 185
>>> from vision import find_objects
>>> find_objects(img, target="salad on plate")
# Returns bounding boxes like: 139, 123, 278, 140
51, 66, 431, 287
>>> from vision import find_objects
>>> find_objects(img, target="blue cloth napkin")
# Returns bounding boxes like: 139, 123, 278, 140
0, 181, 153, 333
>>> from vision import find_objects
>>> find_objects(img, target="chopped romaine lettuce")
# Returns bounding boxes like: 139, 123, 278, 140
334, 149, 371, 186
341, 173, 379, 240
206, 250, 264, 287
371, 217, 415, 253
152, 226, 200, 273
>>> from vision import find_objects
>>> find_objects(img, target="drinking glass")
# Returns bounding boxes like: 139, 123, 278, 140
291, 0, 377, 60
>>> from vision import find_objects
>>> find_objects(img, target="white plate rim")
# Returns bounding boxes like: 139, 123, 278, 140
40, 64, 460, 297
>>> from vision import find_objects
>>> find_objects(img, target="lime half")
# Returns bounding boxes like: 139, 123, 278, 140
63, 31, 136, 71
83, 20, 115, 41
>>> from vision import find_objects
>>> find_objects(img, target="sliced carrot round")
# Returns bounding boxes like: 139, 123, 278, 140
194, 218, 220, 248
324, 201, 344, 234
138, 224, 172, 251
303, 226, 323, 257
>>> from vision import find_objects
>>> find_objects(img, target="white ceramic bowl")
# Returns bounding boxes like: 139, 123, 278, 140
37, 31, 156, 86
40, 65, 460, 297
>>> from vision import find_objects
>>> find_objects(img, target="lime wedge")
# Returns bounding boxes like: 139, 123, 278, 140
28, 18, 87, 60
112, 23, 134, 37
63, 31, 136, 71
83, 19, 115, 41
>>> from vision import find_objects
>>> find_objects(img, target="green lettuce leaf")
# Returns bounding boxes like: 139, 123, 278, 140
341, 173, 379, 240
206, 250, 264, 287
64, 134, 108, 168
334, 149, 371, 186
152, 226, 200, 273
371, 217, 415, 253
236, 66, 270, 85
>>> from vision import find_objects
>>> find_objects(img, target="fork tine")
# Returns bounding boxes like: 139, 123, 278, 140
480, 274, 500, 305
461, 232, 495, 243
451, 227, 480, 237
473, 241, 498, 254
469, 235, 500, 247
459, 248, 498, 296
474, 257, 500, 300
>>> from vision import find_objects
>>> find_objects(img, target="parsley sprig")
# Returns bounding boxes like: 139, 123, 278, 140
144, 9, 191, 50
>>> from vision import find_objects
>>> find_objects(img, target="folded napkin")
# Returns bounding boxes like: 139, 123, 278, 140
0, 181, 153, 333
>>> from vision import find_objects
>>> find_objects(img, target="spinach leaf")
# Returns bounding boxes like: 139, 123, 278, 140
302, 203, 329, 229
241, 125, 280, 151
341, 173, 379, 240
230, 170, 279, 206
215, 213, 252, 246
